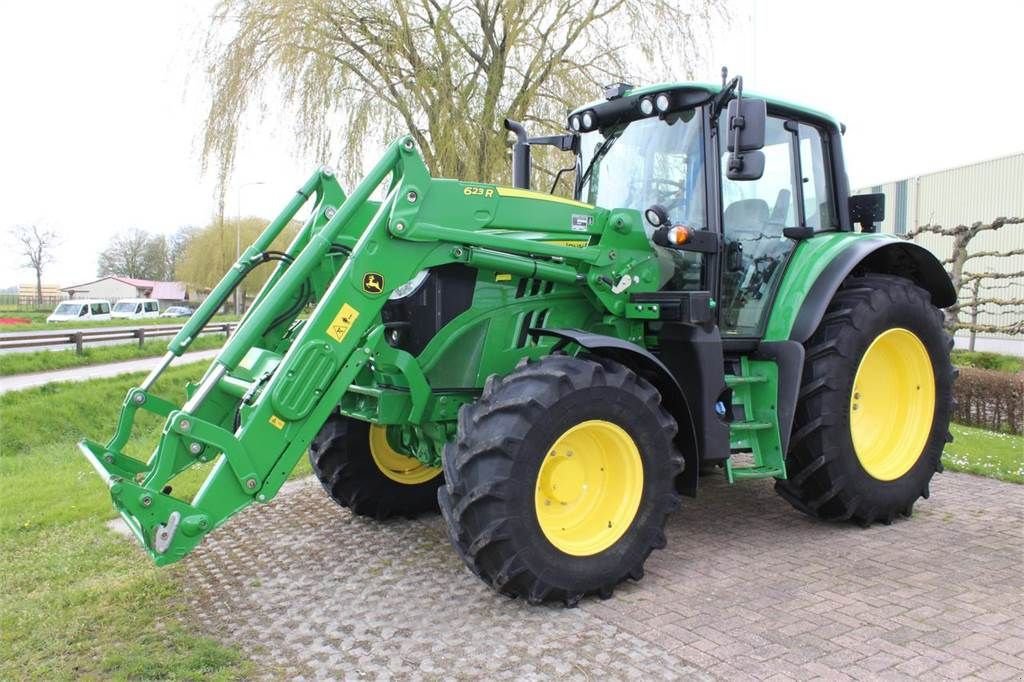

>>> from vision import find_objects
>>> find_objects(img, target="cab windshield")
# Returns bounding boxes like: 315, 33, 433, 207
578, 109, 706, 229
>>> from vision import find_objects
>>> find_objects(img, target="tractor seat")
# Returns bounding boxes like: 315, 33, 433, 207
723, 198, 770, 233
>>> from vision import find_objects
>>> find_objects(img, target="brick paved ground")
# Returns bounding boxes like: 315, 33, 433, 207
181, 472, 1024, 680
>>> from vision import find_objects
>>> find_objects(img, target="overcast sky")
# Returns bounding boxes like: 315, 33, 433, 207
2, 0, 1022, 288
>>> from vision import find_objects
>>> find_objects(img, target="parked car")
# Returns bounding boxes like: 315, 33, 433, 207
160, 306, 194, 318
110, 298, 160, 320
46, 299, 112, 323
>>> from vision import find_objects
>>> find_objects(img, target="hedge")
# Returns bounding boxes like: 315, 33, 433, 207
952, 367, 1023, 434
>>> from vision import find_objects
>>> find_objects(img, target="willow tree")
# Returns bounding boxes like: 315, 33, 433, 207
202, 0, 722, 190
176, 217, 300, 301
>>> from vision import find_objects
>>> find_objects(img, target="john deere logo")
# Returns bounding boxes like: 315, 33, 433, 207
362, 272, 384, 294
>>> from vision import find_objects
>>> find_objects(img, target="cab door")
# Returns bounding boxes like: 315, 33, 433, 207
717, 112, 837, 338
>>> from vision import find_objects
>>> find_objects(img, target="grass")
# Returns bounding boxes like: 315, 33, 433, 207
0, 334, 226, 376
951, 350, 1023, 373
0, 313, 241, 333
0, 364, 310, 678
943, 423, 1024, 484
0, 331, 226, 374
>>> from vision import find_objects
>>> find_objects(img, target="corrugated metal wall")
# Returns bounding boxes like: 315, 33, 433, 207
854, 153, 1024, 350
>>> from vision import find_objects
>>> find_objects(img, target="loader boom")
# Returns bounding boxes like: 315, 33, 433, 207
79, 136, 658, 564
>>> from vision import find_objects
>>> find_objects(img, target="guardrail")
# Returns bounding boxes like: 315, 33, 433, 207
0, 322, 237, 354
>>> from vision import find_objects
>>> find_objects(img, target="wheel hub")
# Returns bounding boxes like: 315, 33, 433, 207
534, 420, 643, 556
849, 328, 936, 481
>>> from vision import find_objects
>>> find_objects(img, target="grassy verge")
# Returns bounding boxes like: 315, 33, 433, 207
0, 313, 241, 333
0, 365, 310, 678
0, 334, 225, 376
951, 349, 1023, 373
944, 423, 1023, 484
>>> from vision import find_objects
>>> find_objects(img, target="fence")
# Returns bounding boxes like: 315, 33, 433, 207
0, 322, 237, 355
0, 293, 67, 311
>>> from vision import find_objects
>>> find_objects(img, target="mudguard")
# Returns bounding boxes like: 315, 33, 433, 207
531, 328, 703, 496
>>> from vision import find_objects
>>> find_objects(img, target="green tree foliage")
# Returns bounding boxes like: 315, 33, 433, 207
175, 217, 299, 298
202, 0, 722, 190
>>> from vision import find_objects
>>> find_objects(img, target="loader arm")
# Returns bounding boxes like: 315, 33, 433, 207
79, 136, 662, 565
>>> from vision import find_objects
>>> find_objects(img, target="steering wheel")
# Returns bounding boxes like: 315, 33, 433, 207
649, 177, 686, 204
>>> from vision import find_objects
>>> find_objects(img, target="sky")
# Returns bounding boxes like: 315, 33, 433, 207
2, 0, 1023, 288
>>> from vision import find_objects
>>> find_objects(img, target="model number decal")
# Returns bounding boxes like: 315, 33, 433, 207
463, 185, 494, 198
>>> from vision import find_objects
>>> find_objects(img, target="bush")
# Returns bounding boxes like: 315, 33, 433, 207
953, 367, 1023, 434
951, 350, 1023, 373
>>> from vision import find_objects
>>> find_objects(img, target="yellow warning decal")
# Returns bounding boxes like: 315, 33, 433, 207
495, 186, 592, 209
326, 303, 360, 343
269, 415, 285, 430
543, 239, 589, 248
495, 273, 513, 282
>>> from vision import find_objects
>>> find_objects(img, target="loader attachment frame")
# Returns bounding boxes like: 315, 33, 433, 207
78, 135, 659, 565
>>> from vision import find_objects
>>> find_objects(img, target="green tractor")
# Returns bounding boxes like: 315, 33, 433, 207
80, 76, 955, 606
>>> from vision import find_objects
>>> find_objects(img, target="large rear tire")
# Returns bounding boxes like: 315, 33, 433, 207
776, 273, 955, 525
309, 414, 443, 520
438, 355, 682, 606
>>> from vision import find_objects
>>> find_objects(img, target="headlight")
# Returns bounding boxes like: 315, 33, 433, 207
389, 270, 430, 300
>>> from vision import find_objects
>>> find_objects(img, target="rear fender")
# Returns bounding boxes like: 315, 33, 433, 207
766, 234, 955, 344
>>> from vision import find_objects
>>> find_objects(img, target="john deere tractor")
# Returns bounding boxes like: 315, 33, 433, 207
80, 76, 955, 606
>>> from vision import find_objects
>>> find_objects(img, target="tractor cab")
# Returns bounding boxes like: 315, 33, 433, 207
525, 77, 856, 340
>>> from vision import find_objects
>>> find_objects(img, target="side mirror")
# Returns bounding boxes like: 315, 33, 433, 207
849, 193, 885, 231
726, 150, 765, 181
725, 98, 766, 181
726, 98, 766, 152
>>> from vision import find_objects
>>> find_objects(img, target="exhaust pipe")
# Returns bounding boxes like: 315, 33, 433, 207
504, 118, 530, 190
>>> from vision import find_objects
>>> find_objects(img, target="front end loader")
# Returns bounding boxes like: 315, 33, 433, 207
81, 76, 956, 605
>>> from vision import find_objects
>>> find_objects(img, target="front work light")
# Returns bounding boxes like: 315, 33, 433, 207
655, 93, 671, 113
639, 97, 655, 116
581, 110, 595, 130
569, 115, 582, 132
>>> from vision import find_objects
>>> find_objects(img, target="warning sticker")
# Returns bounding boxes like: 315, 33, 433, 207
326, 303, 360, 343
269, 415, 285, 429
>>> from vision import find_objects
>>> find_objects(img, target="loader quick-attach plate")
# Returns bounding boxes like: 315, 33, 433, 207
78, 439, 209, 565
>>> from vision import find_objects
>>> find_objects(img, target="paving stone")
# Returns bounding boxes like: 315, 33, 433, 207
175, 473, 1024, 679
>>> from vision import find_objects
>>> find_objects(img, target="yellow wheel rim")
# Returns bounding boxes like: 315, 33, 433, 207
368, 425, 442, 485
849, 328, 936, 481
534, 420, 644, 556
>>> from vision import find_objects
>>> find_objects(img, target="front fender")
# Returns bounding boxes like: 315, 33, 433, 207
765, 233, 955, 343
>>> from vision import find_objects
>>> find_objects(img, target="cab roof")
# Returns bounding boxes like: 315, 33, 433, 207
569, 81, 842, 129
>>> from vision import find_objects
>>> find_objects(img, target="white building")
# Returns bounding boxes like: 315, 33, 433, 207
62, 276, 188, 308
854, 152, 1024, 355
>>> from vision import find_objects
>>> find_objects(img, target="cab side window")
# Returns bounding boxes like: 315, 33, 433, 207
798, 124, 836, 230
90, 303, 103, 314
145, 301, 158, 312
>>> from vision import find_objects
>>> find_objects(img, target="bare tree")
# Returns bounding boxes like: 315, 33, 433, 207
201, 0, 724, 192
11, 224, 60, 304
904, 217, 1024, 336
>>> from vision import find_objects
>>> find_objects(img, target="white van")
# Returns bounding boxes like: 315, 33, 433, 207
111, 298, 160, 320
46, 299, 112, 323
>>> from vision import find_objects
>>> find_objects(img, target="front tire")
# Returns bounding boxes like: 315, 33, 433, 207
438, 355, 682, 606
309, 414, 443, 520
776, 273, 955, 525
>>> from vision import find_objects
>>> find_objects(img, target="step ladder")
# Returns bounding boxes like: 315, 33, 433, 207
723, 357, 787, 482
